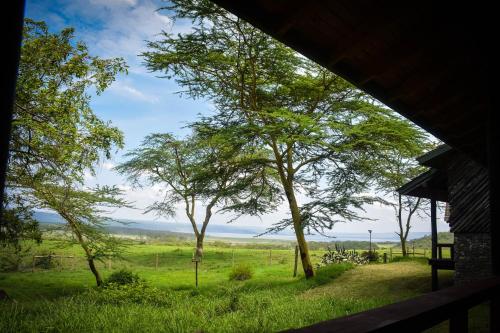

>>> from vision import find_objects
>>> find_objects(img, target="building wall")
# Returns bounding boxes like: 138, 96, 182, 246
447, 154, 492, 284
454, 233, 492, 284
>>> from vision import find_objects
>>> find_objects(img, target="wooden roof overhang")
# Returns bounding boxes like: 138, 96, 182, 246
211, 1, 493, 165
397, 169, 448, 202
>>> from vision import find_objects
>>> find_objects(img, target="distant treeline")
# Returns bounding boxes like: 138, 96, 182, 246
40, 223, 380, 251
396, 232, 453, 249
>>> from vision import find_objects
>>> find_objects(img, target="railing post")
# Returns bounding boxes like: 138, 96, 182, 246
449, 309, 468, 333
431, 198, 437, 260
432, 266, 438, 291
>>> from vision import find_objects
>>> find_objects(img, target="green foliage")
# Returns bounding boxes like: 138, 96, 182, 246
8, 19, 129, 285
318, 248, 369, 266
144, 0, 430, 276
1, 252, 454, 333
361, 251, 379, 262
33, 250, 56, 270
116, 132, 280, 260
399, 232, 454, 249
103, 269, 142, 287
86, 282, 173, 306
229, 264, 253, 281
391, 256, 428, 264
0, 200, 41, 272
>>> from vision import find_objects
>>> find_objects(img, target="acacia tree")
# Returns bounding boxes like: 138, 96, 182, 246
143, 0, 426, 278
6, 19, 128, 286
116, 132, 280, 259
374, 139, 434, 256
0, 195, 41, 272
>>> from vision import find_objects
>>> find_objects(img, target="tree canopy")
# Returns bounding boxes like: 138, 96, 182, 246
143, 0, 428, 277
6, 19, 129, 285
117, 131, 281, 258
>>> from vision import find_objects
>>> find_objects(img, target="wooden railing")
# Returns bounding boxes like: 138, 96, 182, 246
437, 243, 454, 261
283, 277, 500, 333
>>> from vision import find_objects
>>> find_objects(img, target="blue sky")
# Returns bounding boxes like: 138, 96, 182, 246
24, 0, 450, 234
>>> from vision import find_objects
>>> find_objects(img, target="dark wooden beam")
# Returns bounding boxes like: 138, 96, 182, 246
431, 198, 438, 292
282, 277, 500, 333
431, 199, 438, 259
0, 1, 25, 224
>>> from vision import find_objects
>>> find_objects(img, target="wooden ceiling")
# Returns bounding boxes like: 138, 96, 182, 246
211, 0, 493, 165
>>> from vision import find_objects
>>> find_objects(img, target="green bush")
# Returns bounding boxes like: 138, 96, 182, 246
34, 251, 56, 269
82, 282, 174, 306
104, 269, 142, 286
229, 264, 253, 281
361, 251, 379, 262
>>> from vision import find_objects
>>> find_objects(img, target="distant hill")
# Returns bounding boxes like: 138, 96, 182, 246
397, 232, 453, 249
33, 211, 267, 236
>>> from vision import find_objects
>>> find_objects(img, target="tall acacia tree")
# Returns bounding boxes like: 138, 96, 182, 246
144, 0, 425, 277
116, 132, 280, 259
7, 19, 128, 286
373, 138, 434, 256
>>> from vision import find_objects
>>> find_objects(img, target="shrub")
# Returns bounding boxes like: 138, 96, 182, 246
82, 282, 174, 306
229, 264, 253, 281
34, 251, 56, 269
104, 269, 142, 286
317, 247, 369, 267
361, 251, 379, 262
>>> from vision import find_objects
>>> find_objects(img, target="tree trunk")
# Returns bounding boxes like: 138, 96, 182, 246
195, 235, 204, 260
87, 257, 103, 286
400, 237, 407, 257
285, 184, 314, 278
60, 211, 103, 286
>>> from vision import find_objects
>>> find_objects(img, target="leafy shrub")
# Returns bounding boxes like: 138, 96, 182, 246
104, 269, 142, 286
317, 247, 369, 267
361, 251, 379, 262
34, 251, 56, 269
82, 282, 173, 306
391, 256, 428, 264
229, 264, 253, 281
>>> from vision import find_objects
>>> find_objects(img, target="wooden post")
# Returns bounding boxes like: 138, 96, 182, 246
155, 253, 159, 270
431, 266, 438, 291
412, 243, 415, 257
269, 250, 272, 265
383, 253, 387, 264
431, 198, 438, 260
293, 245, 299, 277
192, 257, 199, 288
195, 260, 198, 287
488, 99, 499, 333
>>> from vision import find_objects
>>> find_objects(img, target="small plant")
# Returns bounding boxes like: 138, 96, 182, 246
229, 264, 253, 281
317, 247, 369, 267
361, 251, 379, 262
34, 251, 56, 270
104, 269, 142, 286
82, 282, 174, 306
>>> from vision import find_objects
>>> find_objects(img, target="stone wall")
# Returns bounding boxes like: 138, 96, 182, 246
454, 233, 492, 284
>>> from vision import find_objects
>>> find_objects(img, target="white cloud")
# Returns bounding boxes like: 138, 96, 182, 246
109, 80, 160, 103
61, 0, 173, 74
102, 162, 115, 170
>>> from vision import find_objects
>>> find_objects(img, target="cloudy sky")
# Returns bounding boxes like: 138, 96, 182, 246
25, 0, 450, 235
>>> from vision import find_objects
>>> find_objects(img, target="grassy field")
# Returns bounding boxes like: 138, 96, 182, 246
0, 239, 485, 333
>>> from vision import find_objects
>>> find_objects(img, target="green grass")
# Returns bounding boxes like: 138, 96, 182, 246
0, 240, 476, 333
